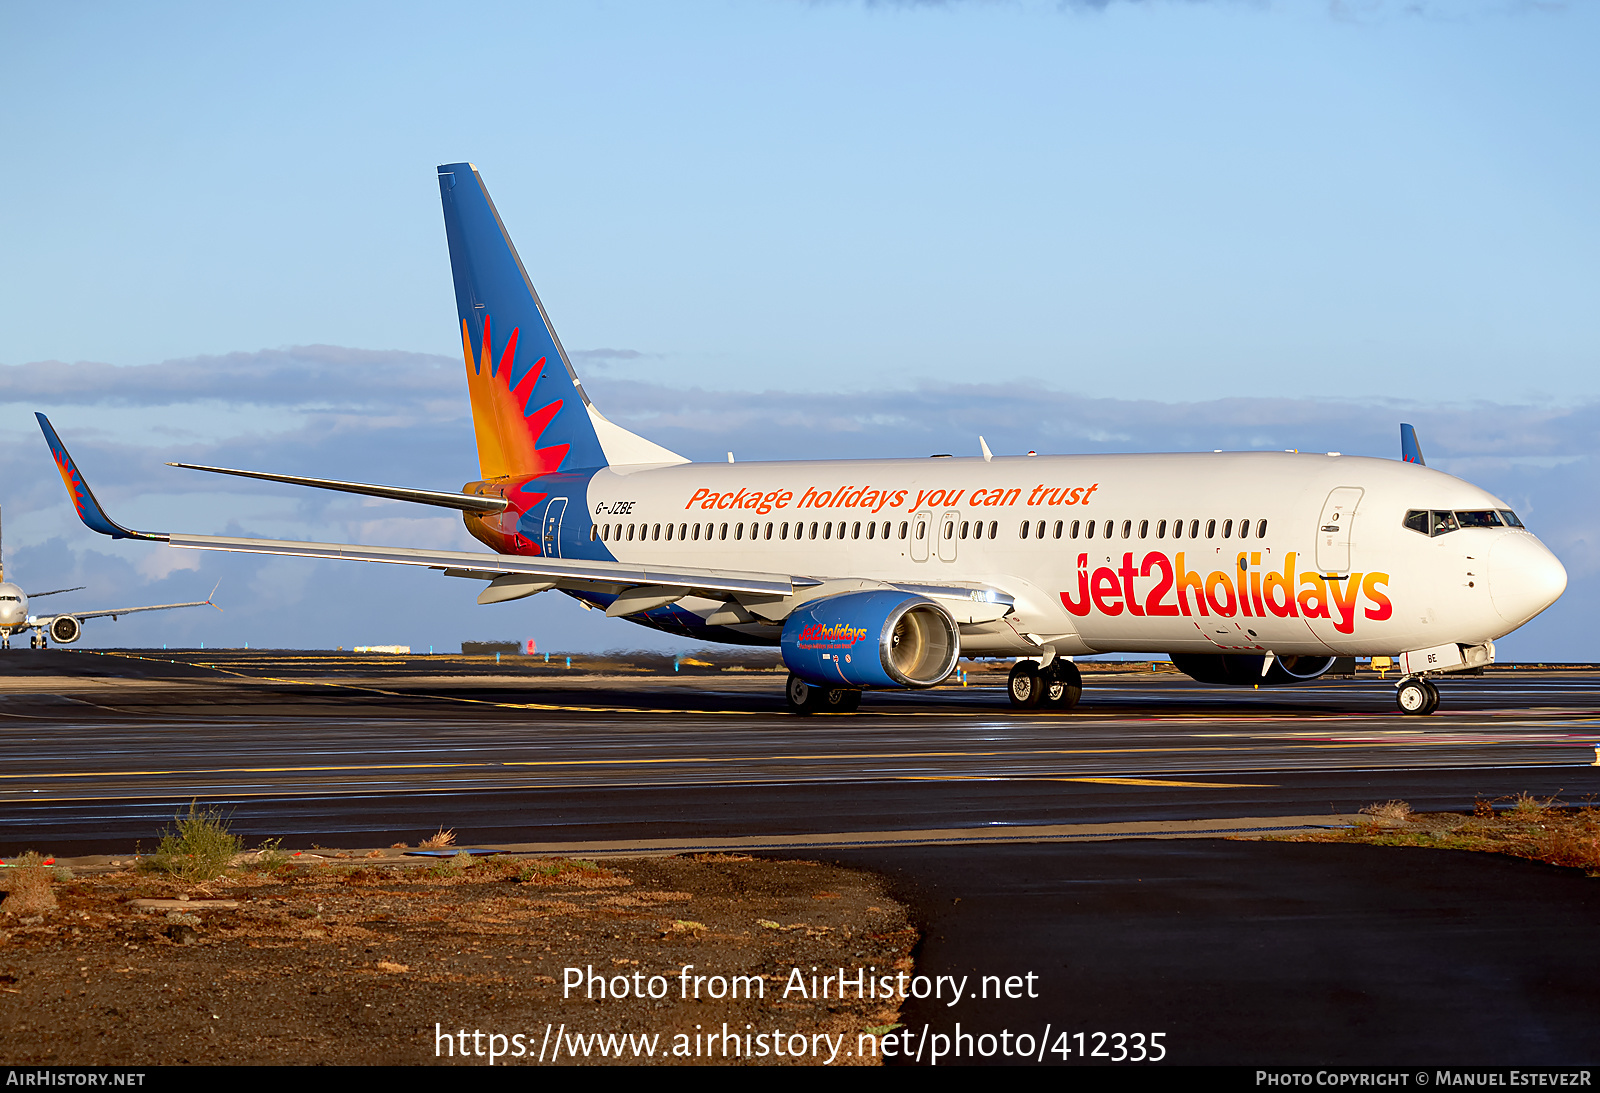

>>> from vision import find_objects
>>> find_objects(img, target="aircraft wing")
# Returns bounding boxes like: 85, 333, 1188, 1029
31, 599, 216, 625
38, 412, 819, 600
164, 532, 816, 597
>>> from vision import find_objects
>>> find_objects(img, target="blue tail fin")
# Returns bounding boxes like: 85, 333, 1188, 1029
437, 163, 683, 478
1400, 423, 1425, 466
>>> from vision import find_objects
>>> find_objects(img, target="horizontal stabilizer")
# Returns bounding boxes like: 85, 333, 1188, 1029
166, 463, 509, 514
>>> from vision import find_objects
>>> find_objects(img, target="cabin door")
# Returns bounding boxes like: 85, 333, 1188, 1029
1314, 487, 1363, 575
938, 511, 960, 563
541, 497, 568, 558
910, 511, 931, 562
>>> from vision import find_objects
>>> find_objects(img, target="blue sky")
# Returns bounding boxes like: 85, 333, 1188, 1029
0, 1, 1594, 657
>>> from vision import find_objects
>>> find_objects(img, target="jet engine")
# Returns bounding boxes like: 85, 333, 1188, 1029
49, 616, 82, 645
1169, 652, 1336, 687
781, 590, 959, 689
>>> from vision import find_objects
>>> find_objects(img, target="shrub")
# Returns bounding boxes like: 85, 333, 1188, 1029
1359, 800, 1413, 823
1, 852, 59, 914
145, 801, 243, 882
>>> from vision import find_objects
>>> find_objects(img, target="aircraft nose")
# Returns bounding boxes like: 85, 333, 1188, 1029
1488, 534, 1567, 627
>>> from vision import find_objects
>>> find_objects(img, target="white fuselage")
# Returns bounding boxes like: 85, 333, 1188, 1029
0, 582, 27, 632
571, 451, 1565, 659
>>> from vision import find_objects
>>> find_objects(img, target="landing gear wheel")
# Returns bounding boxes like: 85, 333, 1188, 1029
827, 688, 861, 713
785, 674, 861, 714
29, 635, 39, 649
1397, 678, 1437, 716
1008, 662, 1042, 709
1040, 660, 1083, 711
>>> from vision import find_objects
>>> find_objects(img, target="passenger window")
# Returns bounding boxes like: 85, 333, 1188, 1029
1238, 518, 1249, 540
852, 521, 861, 539
1053, 521, 1063, 539
1190, 519, 1200, 538
990, 521, 999, 539
1104, 521, 1114, 539
1256, 519, 1267, 538
811, 521, 820, 539
1206, 520, 1216, 538
1036, 520, 1045, 539
1222, 520, 1233, 538
1121, 520, 1131, 539
1020, 521, 1030, 539
1156, 520, 1166, 538
1139, 519, 1149, 538
1084, 520, 1095, 538
1171, 519, 1182, 540
960, 521, 970, 540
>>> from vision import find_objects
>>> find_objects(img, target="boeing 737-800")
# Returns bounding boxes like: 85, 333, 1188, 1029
38, 163, 1567, 715
0, 507, 214, 649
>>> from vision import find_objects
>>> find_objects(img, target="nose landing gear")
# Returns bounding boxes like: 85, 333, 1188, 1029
1396, 676, 1440, 716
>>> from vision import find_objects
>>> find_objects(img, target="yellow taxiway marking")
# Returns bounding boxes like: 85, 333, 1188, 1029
905, 775, 1278, 788
0, 763, 497, 780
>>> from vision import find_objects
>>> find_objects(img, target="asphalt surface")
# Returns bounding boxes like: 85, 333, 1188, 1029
2, 649, 1597, 1065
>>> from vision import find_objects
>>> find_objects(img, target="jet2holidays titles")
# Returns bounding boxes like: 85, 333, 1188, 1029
593, 479, 1394, 633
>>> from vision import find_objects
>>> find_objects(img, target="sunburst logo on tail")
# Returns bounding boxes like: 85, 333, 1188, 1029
462, 315, 571, 480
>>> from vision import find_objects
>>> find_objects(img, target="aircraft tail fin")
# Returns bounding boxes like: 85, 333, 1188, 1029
436, 163, 685, 479
1400, 423, 1426, 466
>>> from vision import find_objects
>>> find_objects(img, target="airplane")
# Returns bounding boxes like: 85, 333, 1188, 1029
36, 162, 1567, 715
0, 506, 216, 649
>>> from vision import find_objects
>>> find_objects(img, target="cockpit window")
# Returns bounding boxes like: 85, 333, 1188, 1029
1404, 508, 1524, 537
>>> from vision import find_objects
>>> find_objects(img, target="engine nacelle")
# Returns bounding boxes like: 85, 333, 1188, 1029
781, 591, 959, 689
1169, 652, 1336, 687
49, 616, 83, 645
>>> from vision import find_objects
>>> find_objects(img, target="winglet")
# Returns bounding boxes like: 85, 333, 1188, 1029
1400, 423, 1425, 466
35, 414, 167, 541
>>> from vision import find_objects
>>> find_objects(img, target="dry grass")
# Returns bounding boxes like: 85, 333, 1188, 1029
418, 827, 455, 850
1, 851, 59, 915
1296, 796, 1600, 874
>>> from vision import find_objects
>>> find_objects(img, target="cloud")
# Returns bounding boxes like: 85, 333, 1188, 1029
0, 347, 458, 409
3, 345, 1593, 659
568, 348, 650, 369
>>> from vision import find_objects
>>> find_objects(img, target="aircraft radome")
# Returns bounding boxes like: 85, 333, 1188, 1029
37, 164, 1567, 715
0, 506, 214, 650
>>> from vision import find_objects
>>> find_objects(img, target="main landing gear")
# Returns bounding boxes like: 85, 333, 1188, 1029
785, 673, 861, 715
1008, 659, 1083, 711
1396, 676, 1440, 716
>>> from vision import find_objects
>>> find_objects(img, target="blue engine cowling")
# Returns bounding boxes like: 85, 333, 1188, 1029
781, 590, 959, 689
